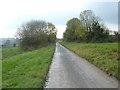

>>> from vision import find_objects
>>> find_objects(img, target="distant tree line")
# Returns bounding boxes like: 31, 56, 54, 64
1, 38, 20, 48
16, 20, 57, 50
63, 10, 119, 43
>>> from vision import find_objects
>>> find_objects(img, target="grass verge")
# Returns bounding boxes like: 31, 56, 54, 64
2, 44, 55, 88
0, 60, 2, 89
0, 47, 2, 89
2, 46, 23, 59
60, 42, 119, 79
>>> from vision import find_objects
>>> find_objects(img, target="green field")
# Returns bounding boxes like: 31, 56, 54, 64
3, 44, 55, 88
60, 42, 119, 79
2, 46, 23, 59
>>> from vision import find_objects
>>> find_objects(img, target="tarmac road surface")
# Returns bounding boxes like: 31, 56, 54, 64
45, 42, 118, 88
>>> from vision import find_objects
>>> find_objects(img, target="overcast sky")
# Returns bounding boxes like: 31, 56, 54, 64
0, 0, 119, 38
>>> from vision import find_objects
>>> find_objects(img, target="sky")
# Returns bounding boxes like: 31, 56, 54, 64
0, 0, 119, 38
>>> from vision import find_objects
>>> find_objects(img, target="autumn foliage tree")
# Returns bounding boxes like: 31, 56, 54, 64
75, 25, 87, 42
63, 18, 81, 41
63, 10, 110, 43
47, 23, 57, 43
16, 20, 57, 50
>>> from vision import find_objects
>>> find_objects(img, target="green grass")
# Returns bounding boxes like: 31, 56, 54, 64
2, 44, 55, 88
0, 60, 2, 89
0, 47, 2, 89
2, 46, 23, 59
60, 42, 119, 79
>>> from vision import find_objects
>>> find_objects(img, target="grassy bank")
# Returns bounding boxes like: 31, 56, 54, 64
0, 47, 2, 89
60, 42, 119, 79
2, 46, 23, 59
0, 60, 2, 89
3, 44, 55, 88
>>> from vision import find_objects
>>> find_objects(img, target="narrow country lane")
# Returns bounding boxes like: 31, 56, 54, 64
45, 42, 118, 88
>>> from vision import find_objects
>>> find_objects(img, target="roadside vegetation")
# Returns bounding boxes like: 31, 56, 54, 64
63, 10, 119, 43
2, 9, 119, 88
61, 42, 119, 79
17, 20, 57, 50
62, 10, 119, 79
0, 60, 1, 89
3, 44, 55, 88
2, 19, 57, 88
2, 46, 23, 59
0, 47, 2, 89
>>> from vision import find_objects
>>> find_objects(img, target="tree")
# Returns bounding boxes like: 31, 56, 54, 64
16, 20, 57, 50
63, 10, 110, 43
79, 10, 99, 28
63, 28, 74, 41
75, 25, 87, 42
90, 21, 109, 42
79, 10, 109, 42
63, 18, 81, 41
80, 10, 99, 41
47, 23, 57, 43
